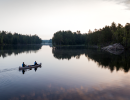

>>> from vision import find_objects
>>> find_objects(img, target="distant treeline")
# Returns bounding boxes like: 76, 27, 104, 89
52, 22, 130, 48
0, 31, 42, 44
42, 39, 52, 43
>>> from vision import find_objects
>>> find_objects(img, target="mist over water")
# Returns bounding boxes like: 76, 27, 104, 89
0, 45, 130, 100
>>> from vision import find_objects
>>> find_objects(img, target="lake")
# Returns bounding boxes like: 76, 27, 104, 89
0, 44, 130, 100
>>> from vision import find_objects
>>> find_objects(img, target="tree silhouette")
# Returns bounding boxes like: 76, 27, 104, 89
0, 31, 42, 44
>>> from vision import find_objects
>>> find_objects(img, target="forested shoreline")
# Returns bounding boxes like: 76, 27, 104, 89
0, 31, 42, 44
52, 22, 130, 49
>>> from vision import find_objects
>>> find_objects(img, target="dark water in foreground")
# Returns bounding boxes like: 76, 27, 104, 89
0, 45, 130, 100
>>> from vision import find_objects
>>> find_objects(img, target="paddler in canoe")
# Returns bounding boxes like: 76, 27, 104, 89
27, 61, 38, 67
22, 62, 26, 67
28, 61, 38, 67
22, 62, 29, 67
19, 61, 41, 70
34, 61, 38, 65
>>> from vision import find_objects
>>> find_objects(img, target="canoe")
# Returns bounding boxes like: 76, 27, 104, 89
19, 63, 42, 70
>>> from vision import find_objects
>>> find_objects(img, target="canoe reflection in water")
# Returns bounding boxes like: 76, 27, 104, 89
19, 66, 42, 74
34, 67, 37, 72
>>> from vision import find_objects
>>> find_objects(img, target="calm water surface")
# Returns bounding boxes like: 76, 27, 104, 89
0, 45, 130, 100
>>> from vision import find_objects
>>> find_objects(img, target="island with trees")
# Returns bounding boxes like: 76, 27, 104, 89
52, 22, 130, 49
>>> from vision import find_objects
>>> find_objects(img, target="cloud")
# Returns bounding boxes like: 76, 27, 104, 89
104, 0, 130, 10
119, 0, 130, 10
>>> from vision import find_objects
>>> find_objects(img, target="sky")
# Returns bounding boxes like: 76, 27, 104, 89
0, 0, 130, 39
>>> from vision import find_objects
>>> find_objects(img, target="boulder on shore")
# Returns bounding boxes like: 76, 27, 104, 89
102, 43, 124, 50
102, 43, 124, 55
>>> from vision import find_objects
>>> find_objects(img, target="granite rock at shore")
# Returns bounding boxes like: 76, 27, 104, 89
102, 43, 124, 50
102, 43, 124, 55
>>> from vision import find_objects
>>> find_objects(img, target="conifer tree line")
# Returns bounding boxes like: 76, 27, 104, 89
0, 31, 42, 44
52, 22, 130, 48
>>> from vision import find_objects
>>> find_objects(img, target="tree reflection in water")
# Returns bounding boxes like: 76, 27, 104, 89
52, 46, 130, 73
0, 45, 42, 58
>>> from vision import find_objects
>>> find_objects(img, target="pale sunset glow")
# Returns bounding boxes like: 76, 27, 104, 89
0, 0, 129, 39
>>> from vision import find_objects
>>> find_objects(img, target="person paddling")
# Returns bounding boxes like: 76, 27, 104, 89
22, 62, 26, 67
34, 61, 38, 65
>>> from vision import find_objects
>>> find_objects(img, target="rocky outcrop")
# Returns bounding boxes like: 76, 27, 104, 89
102, 43, 124, 55
102, 43, 124, 50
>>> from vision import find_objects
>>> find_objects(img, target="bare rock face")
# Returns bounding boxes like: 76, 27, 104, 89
102, 43, 124, 50
102, 43, 124, 55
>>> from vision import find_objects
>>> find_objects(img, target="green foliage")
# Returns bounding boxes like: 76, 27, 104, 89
52, 22, 130, 48
52, 30, 86, 45
1, 36, 3, 44
86, 26, 113, 45
0, 31, 42, 44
